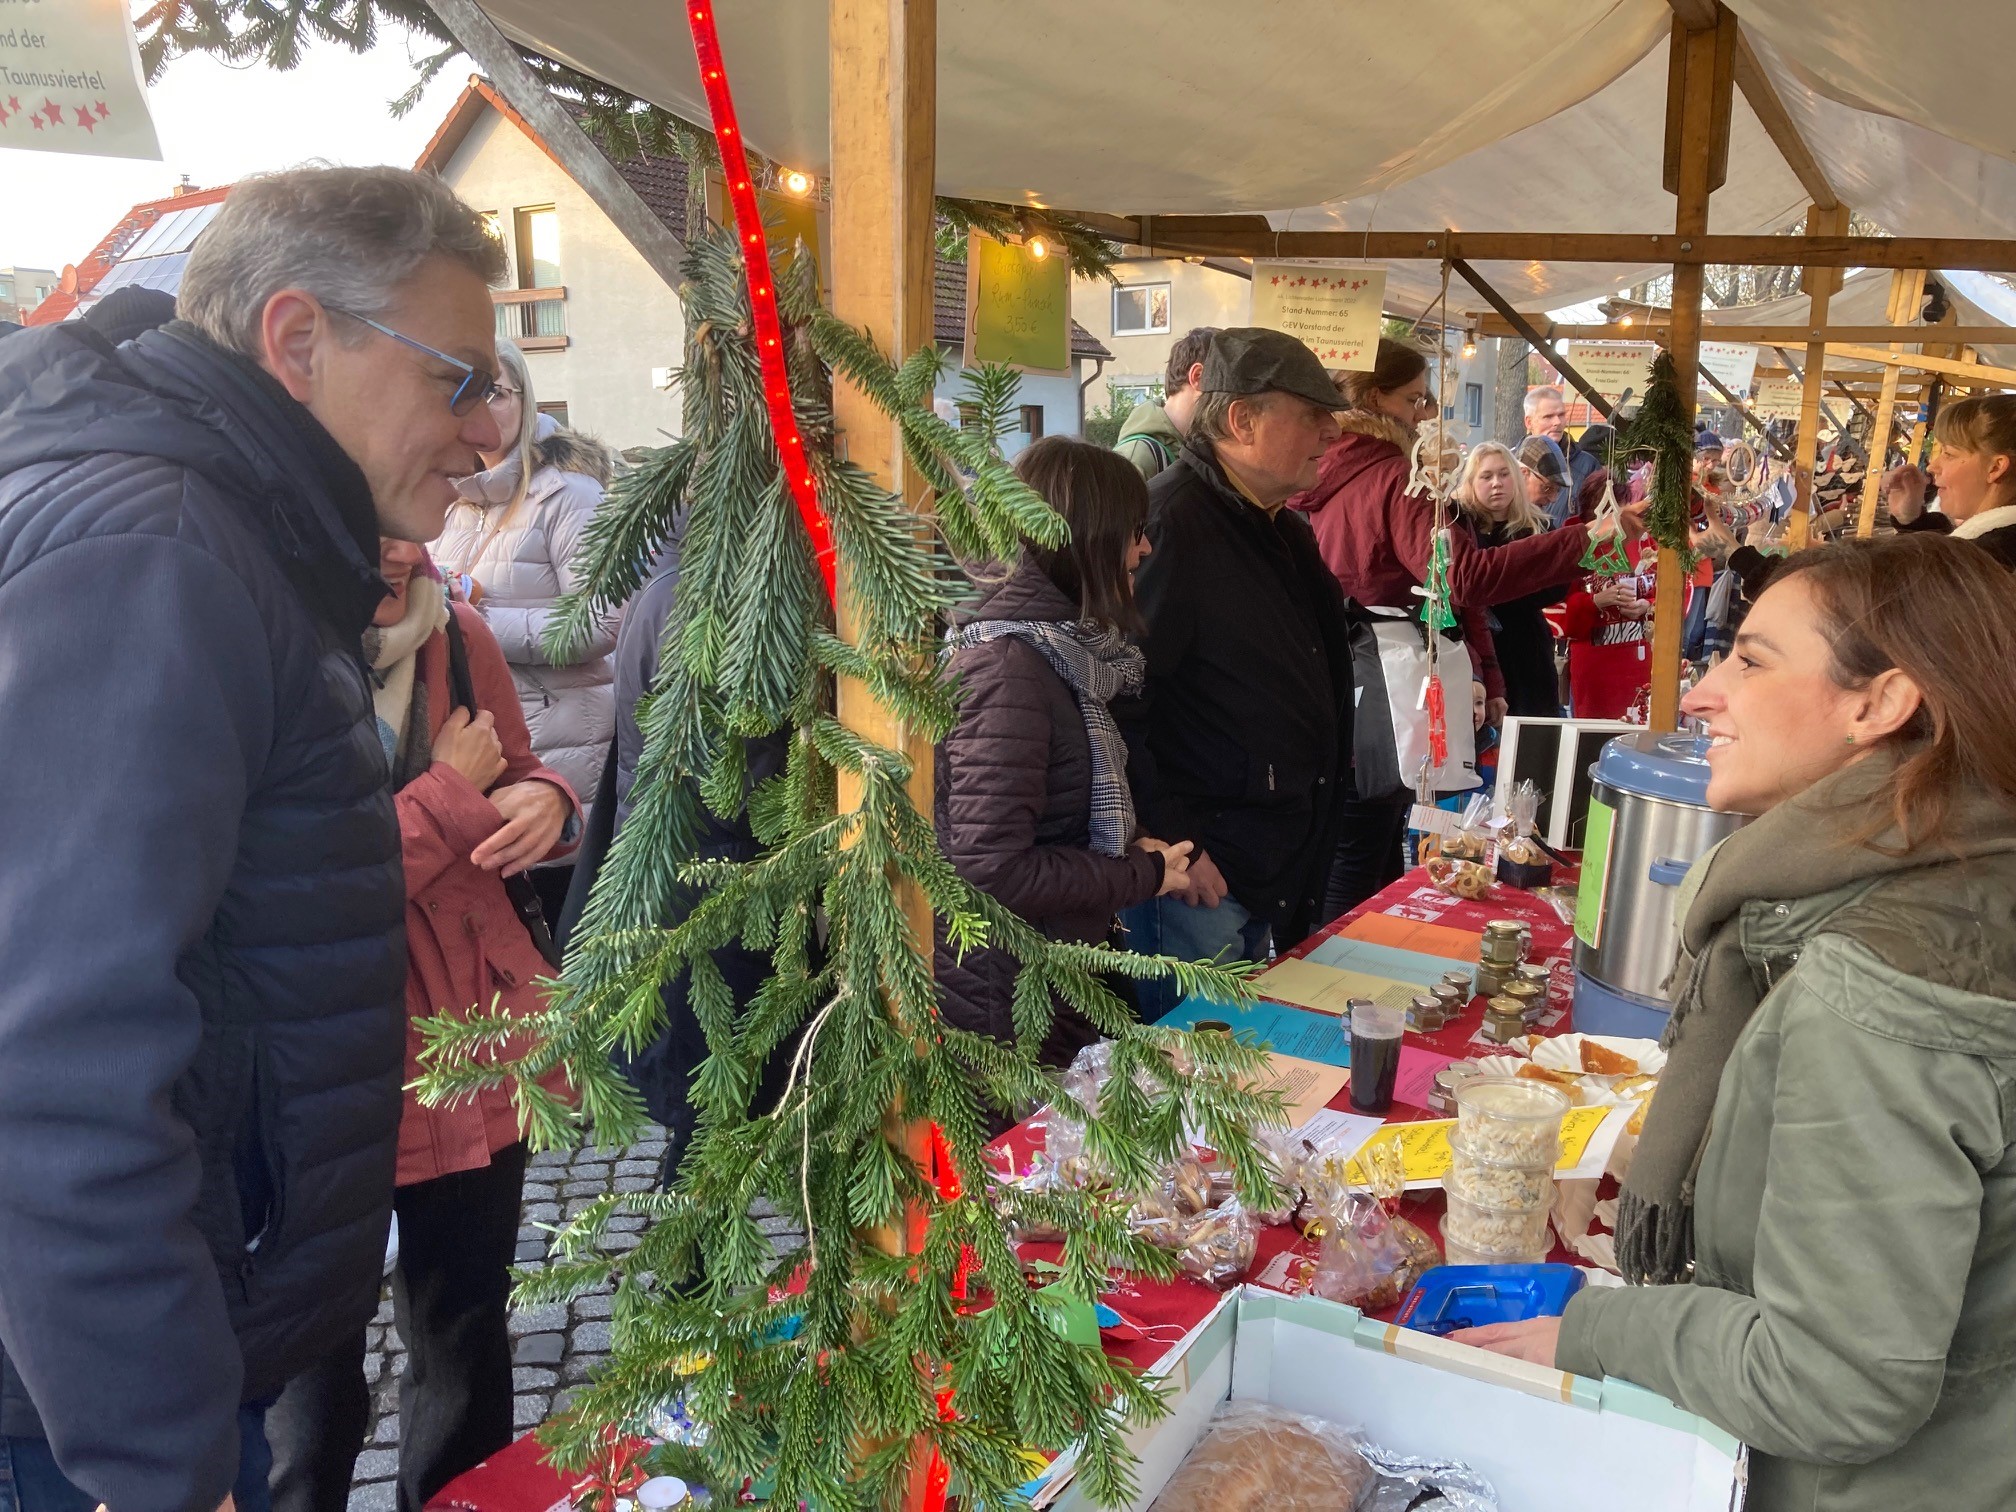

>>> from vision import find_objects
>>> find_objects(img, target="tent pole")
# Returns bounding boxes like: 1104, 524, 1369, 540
1854, 269, 1928, 537
1790, 204, 1852, 548
1651, 6, 1737, 733
829, 5, 940, 1506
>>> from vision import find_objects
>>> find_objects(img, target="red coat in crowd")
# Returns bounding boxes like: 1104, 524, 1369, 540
393, 603, 579, 1187
1559, 538, 1660, 721
1289, 412, 1599, 702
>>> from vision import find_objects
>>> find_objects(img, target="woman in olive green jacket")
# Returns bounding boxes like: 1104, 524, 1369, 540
1460, 536, 2016, 1512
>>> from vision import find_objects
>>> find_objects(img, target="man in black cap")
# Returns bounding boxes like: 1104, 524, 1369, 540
1117, 328, 1356, 1012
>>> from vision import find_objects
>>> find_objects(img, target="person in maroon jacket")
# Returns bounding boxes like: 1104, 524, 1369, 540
935, 437, 1194, 1062
1289, 339, 1643, 915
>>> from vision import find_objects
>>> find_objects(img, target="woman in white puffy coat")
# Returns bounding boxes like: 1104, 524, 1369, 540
434, 340, 619, 924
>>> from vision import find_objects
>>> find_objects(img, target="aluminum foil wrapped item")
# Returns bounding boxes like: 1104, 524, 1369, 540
1356, 1444, 1500, 1512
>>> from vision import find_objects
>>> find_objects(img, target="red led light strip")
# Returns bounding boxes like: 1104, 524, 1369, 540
684, 2, 836, 600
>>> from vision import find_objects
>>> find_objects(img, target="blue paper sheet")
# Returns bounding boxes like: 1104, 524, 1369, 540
1160, 994, 1351, 1067
1303, 933, 1461, 990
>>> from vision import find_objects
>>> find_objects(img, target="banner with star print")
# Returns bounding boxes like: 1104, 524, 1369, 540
0, 0, 161, 160
1251, 261, 1388, 372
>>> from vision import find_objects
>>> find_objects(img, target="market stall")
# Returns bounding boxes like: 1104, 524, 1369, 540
431, 777, 1729, 1512
390, 1, 2016, 1508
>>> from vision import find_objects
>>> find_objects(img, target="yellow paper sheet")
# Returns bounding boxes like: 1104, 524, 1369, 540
1344, 1105, 1610, 1185
1253, 956, 1416, 1015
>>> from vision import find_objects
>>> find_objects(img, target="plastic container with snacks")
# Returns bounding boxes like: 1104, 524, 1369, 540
1453, 1077, 1569, 1166
1445, 1129, 1555, 1209
1442, 1189, 1553, 1262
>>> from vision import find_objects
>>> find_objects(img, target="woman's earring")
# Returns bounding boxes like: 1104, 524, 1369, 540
1844, 733, 1856, 744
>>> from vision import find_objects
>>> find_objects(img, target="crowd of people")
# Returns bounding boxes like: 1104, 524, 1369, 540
2, 162, 2014, 1512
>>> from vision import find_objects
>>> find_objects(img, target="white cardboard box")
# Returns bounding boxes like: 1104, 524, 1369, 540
1052, 1287, 1745, 1512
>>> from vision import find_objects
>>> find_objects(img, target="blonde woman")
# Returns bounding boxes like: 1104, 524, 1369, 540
1455, 441, 1564, 719
434, 340, 618, 925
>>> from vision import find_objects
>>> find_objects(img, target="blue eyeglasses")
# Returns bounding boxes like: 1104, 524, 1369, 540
327, 307, 500, 416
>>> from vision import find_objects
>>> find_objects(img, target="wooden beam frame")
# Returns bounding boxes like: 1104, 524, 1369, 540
1854, 270, 1926, 537
1788, 204, 1851, 546
1730, 26, 1836, 210
1471, 318, 2014, 346
1826, 342, 2016, 386
424, 0, 686, 289
1066, 217, 2016, 272
1651, 6, 1737, 732
1449, 258, 1613, 419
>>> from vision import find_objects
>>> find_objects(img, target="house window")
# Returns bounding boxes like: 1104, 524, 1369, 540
536, 400, 570, 428
480, 212, 508, 284
514, 206, 562, 289
1111, 282, 1172, 337
1020, 405, 1045, 439
956, 402, 982, 433
1111, 382, 1162, 410
1465, 382, 1484, 428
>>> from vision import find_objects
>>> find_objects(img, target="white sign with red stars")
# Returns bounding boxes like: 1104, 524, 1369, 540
1251, 261, 1388, 373
0, 0, 161, 160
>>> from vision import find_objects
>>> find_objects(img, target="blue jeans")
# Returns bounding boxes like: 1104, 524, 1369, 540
1, 1401, 273, 1512
1118, 893, 1273, 1021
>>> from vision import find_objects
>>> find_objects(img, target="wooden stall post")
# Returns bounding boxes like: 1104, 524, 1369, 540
829, 0, 938, 1258
1854, 268, 1927, 537
1790, 203, 1852, 549
1651, 6, 1737, 731
828, 7, 942, 1506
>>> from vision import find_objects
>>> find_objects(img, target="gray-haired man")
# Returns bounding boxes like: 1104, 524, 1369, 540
1523, 383, 1599, 525
0, 166, 506, 1512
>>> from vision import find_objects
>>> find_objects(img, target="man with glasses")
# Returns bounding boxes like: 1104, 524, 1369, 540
0, 166, 506, 1512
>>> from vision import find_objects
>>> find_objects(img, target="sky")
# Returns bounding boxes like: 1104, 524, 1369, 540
0, 22, 469, 273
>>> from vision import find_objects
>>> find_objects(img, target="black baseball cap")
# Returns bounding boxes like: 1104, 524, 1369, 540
1202, 327, 1346, 411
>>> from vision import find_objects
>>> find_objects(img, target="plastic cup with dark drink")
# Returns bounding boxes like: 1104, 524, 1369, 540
1349, 1004, 1406, 1114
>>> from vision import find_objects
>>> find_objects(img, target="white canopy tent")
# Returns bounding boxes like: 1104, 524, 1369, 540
451, 0, 2016, 733
476, 0, 2016, 313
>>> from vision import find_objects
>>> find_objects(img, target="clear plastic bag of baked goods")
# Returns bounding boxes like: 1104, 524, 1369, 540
1175, 1199, 1257, 1289
1148, 1401, 1375, 1512
1308, 1190, 1441, 1312
1040, 1040, 1117, 1182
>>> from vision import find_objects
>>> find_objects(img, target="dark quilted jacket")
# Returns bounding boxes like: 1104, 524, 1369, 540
933, 556, 1161, 1061
0, 323, 406, 1512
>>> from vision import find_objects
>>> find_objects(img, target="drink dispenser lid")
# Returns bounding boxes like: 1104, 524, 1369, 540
1592, 731, 1716, 806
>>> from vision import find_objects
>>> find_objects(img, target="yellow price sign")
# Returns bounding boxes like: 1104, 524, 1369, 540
1344, 1105, 1610, 1185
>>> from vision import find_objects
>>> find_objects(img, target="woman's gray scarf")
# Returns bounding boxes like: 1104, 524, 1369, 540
943, 618, 1145, 857
1615, 753, 2016, 1283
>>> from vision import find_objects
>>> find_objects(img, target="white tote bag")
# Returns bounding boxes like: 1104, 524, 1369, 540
1366, 610, 1479, 794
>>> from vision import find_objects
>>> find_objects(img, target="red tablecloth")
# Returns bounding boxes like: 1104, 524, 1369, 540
989, 862, 1592, 1352
432, 866, 1590, 1510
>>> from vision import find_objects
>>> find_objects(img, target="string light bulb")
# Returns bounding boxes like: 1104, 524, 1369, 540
1461, 331, 1478, 360
1620, 314, 1635, 327
1027, 235, 1050, 261
780, 168, 813, 197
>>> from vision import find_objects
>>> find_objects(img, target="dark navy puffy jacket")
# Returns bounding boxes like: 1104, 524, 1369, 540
0, 322, 406, 1512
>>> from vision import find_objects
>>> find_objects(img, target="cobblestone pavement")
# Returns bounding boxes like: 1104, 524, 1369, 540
346, 1135, 669, 1512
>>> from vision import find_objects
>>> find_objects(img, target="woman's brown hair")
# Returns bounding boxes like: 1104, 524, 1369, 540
1932, 393, 2016, 464
1013, 435, 1150, 634
1769, 535, 2016, 852
1337, 337, 1430, 411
